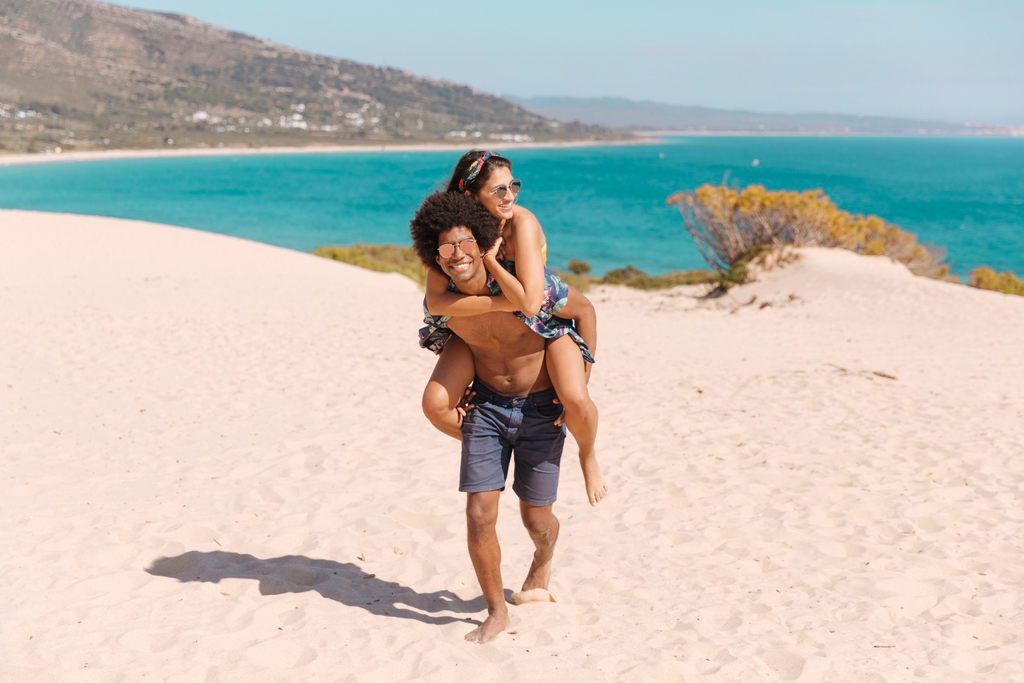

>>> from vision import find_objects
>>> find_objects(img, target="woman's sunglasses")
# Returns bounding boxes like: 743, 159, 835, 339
488, 179, 522, 200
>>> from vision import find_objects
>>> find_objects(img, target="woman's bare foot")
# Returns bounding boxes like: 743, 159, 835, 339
580, 451, 608, 505
464, 607, 509, 644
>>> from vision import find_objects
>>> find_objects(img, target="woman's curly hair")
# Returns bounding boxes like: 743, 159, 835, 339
410, 192, 502, 273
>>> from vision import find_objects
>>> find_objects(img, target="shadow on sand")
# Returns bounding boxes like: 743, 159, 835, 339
147, 550, 505, 626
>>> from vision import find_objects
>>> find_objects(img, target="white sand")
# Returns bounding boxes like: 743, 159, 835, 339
2, 210, 1022, 681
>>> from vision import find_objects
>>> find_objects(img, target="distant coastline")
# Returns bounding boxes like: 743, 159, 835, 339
9, 130, 1024, 167
0, 137, 651, 167
632, 130, 1024, 138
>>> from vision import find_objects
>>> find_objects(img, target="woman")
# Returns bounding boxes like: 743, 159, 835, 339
419, 150, 607, 505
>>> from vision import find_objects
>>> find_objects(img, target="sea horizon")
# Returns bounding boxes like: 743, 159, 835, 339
1, 135, 1021, 279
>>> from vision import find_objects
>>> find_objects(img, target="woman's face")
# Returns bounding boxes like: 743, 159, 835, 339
472, 165, 516, 221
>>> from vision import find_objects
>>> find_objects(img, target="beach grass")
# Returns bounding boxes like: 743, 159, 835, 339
313, 244, 426, 286
312, 245, 718, 293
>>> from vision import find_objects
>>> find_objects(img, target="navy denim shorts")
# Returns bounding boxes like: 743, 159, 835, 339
460, 379, 565, 506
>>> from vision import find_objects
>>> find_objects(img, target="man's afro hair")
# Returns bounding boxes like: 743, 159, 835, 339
410, 191, 502, 273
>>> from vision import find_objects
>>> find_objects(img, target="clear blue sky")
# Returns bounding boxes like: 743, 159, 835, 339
115, 0, 1023, 124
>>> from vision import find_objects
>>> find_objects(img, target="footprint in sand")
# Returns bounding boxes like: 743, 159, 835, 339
302, 444, 328, 473
245, 639, 317, 669
119, 629, 178, 653
757, 648, 806, 681
259, 486, 284, 504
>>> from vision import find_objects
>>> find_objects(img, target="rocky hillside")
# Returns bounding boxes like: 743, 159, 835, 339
0, 0, 609, 152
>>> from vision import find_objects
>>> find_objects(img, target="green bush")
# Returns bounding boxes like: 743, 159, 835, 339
600, 265, 646, 286
567, 259, 592, 275
314, 244, 425, 286
969, 267, 1024, 297
552, 269, 593, 293
600, 265, 718, 290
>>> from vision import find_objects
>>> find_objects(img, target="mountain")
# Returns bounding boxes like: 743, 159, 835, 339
510, 96, 1013, 136
0, 0, 611, 153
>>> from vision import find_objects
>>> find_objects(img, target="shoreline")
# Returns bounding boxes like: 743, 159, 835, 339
2, 131, 1016, 167
0, 137, 653, 167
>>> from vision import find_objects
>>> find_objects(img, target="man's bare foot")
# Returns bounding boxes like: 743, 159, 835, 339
511, 587, 556, 604
464, 608, 509, 644
580, 450, 608, 505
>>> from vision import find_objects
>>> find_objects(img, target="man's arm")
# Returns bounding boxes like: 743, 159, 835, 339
425, 268, 517, 317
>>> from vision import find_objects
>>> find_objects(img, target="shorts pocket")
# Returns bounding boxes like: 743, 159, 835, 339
530, 399, 564, 420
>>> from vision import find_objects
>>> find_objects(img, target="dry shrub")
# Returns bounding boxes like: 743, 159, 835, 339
969, 267, 1024, 297
567, 259, 592, 275
555, 265, 718, 292
314, 244, 426, 286
600, 265, 717, 290
667, 184, 949, 279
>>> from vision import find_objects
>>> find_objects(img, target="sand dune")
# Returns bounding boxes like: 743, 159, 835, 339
2, 210, 1022, 681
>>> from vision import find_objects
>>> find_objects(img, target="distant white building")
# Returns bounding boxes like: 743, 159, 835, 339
488, 133, 534, 143
278, 113, 308, 130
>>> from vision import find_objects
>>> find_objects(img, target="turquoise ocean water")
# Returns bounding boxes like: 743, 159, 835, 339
1, 136, 1021, 278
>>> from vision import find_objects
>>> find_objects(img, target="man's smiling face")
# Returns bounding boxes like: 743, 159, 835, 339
435, 225, 484, 289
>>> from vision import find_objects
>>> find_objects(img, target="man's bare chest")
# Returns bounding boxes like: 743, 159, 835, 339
448, 313, 537, 351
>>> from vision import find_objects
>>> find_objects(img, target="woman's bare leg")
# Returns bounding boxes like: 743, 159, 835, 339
545, 336, 607, 505
422, 337, 475, 440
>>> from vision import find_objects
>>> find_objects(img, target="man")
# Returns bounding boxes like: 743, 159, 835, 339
410, 192, 597, 644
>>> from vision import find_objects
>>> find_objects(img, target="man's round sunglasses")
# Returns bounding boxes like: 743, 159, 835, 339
488, 179, 522, 200
437, 237, 478, 259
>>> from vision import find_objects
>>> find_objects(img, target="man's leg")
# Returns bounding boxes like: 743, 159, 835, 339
510, 388, 565, 604
464, 490, 508, 643
516, 501, 559, 602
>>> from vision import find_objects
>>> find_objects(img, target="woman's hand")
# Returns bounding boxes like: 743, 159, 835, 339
456, 387, 477, 423
483, 236, 503, 265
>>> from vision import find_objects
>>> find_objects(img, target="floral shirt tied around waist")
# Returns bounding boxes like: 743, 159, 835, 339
419, 262, 595, 364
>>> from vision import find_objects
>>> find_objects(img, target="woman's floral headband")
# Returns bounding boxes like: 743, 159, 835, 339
458, 152, 493, 191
